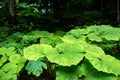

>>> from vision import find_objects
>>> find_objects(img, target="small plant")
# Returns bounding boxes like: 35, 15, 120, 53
25, 58, 47, 77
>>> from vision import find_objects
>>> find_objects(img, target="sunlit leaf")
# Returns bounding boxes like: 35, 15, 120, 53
2, 62, 24, 74
0, 47, 15, 56
24, 44, 52, 60
87, 25, 120, 41
87, 33, 102, 42
78, 60, 117, 80
45, 43, 85, 66
85, 52, 120, 76
0, 55, 7, 66
0, 47, 16, 66
62, 29, 88, 43
84, 44, 105, 55
0, 70, 17, 80
62, 35, 86, 43
67, 29, 88, 36
9, 54, 26, 64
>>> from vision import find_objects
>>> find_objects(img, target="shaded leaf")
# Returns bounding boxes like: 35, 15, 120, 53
40, 37, 63, 47
25, 58, 47, 76
56, 66, 79, 80
28, 30, 53, 38
55, 31, 66, 37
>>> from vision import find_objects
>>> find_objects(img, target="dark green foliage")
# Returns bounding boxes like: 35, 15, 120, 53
0, 0, 119, 30
25, 58, 47, 77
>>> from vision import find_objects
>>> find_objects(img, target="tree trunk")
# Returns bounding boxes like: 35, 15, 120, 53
117, 0, 120, 22
9, 0, 16, 24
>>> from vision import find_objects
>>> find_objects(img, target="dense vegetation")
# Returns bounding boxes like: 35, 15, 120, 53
0, 25, 120, 80
0, 0, 120, 30
0, 0, 120, 80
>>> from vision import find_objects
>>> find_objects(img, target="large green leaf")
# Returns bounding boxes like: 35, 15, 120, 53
0, 70, 17, 80
9, 54, 26, 64
0, 47, 15, 66
40, 36, 63, 47
87, 33, 102, 42
85, 52, 120, 76
100, 28, 120, 40
78, 60, 117, 80
56, 66, 79, 80
0, 48, 26, 80
0, 48, 7, 66
84, 43, 105, 55
0, 47, 15, 56
87, 25, 113, 33
22, 30, 53, 43
0, 55, 7, 66
56, 60, 117, 80
87, 25, 120, 41
67, 29, 89, 36
2, 62, 25, 74
2, 54, 26, 74
23, 44, 52, 60
62, 29, 88, 43
25, 58, 47, 76
62, 35, 87, 43
45, 43, 85, 66
28, 30, 53, 38
85, 71, 117, 80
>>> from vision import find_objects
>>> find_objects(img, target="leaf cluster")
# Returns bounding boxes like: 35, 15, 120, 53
23, 25, 120, 80
0, 25, 120, 80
